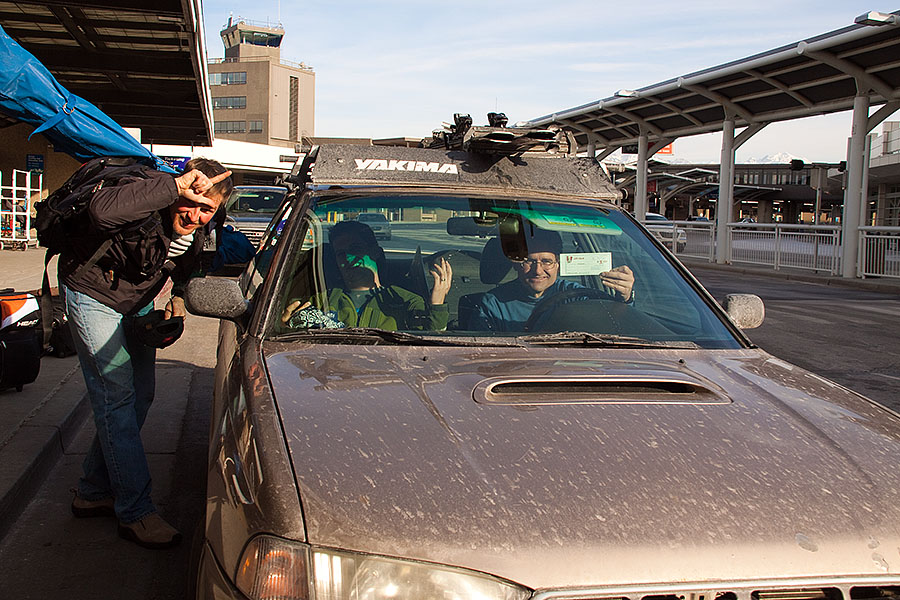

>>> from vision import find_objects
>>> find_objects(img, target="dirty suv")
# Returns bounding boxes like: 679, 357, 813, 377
185, 116, 900, 600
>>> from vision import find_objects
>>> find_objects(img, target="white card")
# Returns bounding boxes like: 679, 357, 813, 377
559, 252, 612, 276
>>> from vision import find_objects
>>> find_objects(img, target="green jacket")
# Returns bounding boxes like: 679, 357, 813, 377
318, 285, 448, 331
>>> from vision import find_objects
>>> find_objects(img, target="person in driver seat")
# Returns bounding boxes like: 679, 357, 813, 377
282, 220, 452, 331
470, 227, 634, 332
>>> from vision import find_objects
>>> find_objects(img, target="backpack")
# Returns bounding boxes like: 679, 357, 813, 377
33, 156, 162, 348
34, 156, 159, 256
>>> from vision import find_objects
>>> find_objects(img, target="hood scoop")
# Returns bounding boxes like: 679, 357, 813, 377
474, 374, 730, 406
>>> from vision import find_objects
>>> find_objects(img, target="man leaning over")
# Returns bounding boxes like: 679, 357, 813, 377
60, 158, 232, 549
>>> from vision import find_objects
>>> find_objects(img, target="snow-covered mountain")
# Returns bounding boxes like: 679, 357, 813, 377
741, 152, 808, 164
604, 151, 808, 166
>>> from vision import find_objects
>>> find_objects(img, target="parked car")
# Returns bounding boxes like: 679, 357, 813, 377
356, 211, 392, 240
185, 120, 900, 600
643, 211, 687, 252
223, 185, 288, 246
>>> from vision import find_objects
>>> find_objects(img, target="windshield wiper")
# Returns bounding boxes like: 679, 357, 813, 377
272, 328, 502, 347
518, 331, 699, 349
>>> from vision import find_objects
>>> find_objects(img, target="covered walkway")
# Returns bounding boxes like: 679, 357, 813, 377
527, 10, 900, 278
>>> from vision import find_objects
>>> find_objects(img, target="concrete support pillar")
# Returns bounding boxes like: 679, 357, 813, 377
876, 183, 887, 226
841, 94, 869, 278
758, 199, 773, 223
635, 133, 649, 222
716, 119, 735, 264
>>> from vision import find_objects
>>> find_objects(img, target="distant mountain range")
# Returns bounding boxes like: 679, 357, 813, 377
605, 151, 808, 166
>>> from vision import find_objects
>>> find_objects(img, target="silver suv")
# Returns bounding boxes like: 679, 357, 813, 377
185, 117, 900, 600
223, 185, 287, 246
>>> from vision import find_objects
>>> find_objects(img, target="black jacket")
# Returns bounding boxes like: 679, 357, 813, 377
58, 171, 204, 315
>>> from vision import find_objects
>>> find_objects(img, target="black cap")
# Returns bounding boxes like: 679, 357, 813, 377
133, 310, 184, 348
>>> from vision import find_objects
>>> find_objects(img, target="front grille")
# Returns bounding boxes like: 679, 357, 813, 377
534, 583, 900, 600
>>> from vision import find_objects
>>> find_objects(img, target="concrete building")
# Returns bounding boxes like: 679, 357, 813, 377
207, 17, 315, 149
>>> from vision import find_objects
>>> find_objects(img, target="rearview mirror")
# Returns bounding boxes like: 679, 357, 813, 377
721, 293, 765, 329
446, 216, 498, 237
184, 277, 249, 321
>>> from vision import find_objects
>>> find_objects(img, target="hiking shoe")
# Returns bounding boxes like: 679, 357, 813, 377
117, 513, 182, 549
71, 492, 115, 518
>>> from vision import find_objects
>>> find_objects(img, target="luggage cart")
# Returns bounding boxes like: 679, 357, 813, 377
0, 169, 42, 251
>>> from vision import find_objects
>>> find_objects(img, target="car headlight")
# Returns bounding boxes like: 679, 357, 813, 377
236, 535, 531, 600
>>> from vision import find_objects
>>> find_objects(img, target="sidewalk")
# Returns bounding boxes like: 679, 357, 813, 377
0, 246, 898, 541
0, 246, 86, 539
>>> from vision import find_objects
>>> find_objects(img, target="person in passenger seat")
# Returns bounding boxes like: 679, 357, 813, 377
470, 228, 634, 332
282, 220, 452, 330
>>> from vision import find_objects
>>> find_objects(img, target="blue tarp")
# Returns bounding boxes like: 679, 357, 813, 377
0, 24, 175, 171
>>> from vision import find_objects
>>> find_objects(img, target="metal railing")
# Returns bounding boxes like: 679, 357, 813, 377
666, 221, 900, 280
859, 226, 900, 279
728, 223, 842, 274
671, 221, 715, 261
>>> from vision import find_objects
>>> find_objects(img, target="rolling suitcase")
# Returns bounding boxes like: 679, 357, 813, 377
0, 289, 42, 392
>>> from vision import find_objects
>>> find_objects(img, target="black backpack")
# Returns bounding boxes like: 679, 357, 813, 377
34, 156, 162, 347
35, 156, 159, 256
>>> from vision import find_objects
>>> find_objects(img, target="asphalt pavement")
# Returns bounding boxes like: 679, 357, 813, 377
0, 245, 898, 543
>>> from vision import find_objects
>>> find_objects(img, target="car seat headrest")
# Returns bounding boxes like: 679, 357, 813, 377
480, 237, 513, 284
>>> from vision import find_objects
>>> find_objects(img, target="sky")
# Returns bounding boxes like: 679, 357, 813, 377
199, 0, 898, 163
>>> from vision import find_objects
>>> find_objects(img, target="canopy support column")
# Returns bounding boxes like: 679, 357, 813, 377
716, 118, 735, 264
841, 94, 869, 278
635, 133, 649, 222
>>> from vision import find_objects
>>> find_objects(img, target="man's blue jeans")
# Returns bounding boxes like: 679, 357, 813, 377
62, 284, 157, 524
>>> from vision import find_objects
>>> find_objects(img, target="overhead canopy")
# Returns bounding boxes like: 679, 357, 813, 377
527, 12, 900, 151
0, 0, 213, 145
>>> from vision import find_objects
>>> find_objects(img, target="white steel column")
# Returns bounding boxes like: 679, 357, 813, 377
635, 133, 649, 221
841, 94, 869, 278
716, 118, 735, 264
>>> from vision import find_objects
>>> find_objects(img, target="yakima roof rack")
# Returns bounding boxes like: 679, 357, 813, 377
427, 113, 577, 156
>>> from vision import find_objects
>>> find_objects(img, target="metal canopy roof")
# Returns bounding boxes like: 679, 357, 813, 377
527, 13, 900, 151
0, 0, 212, 145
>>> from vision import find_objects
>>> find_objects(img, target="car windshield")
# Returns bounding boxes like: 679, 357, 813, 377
226, 187, 287, 215
266, 191, 741, 348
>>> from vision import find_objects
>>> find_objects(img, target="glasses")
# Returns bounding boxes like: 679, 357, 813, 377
515, 258, 559, 269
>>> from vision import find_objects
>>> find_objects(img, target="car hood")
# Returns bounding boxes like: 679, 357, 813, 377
264, 344, 900, 589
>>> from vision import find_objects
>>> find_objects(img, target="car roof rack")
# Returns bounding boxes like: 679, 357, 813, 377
426, 113, 577, 156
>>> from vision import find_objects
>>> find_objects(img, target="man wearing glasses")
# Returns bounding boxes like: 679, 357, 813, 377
470, 227, 634, 332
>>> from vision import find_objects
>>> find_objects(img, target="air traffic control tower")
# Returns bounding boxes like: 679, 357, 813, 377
208, 17, 315, 148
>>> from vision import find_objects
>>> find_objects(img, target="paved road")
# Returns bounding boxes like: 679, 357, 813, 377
689, 264, 900, 413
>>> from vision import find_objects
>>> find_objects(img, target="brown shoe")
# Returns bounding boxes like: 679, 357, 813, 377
71, 492, 115, 518
117, 513, 182, 549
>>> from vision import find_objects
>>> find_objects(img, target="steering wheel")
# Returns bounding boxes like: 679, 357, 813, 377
524, 288, 615, 332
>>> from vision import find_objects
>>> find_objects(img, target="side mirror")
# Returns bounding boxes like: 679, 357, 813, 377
184, 277, 249, 321
721, 293, 765, 329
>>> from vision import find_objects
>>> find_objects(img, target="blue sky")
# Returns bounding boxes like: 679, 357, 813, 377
200, 1, 896, 162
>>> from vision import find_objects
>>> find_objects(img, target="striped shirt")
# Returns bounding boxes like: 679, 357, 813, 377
167, 232, 194, 259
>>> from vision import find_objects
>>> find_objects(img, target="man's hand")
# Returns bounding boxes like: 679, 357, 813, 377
600, 265, 635, 302
282, 299, 311, 324
164, 296, 186, 320
175, 169, 232, 203
429, 258, 453, 306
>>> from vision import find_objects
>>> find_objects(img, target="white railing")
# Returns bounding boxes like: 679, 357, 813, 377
859, 226, 900, 279
729, 223, 842, 273
0, 169, 42, 249
671, 220, 899, 280
670, 221, 715, 261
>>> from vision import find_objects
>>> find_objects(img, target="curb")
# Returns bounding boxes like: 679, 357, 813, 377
0, 365, 89, 541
